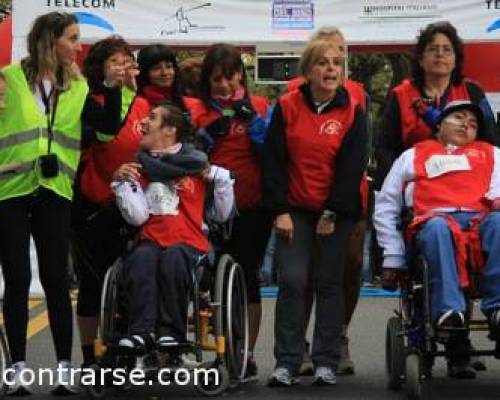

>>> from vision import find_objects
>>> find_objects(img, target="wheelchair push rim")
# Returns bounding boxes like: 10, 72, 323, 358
214, 254, 250, 382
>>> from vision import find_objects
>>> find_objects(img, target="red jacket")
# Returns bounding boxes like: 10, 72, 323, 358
190, 96, 269, 210
413, 140, 494, 215
280, 88, 357, 212
140, 175, 209, 253
392, 79, 470, 148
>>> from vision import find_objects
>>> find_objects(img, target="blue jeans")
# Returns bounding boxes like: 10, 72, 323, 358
416, 211, 500, 321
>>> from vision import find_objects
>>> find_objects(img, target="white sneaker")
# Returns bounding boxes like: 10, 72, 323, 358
313, 366, 337, 386
52, 360, 81, 395
6, 361, 32, 396
268, 367, 299, 387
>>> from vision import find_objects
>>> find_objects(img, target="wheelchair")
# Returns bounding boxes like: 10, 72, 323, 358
85, 247, 249, 398
385, 221, 500, 400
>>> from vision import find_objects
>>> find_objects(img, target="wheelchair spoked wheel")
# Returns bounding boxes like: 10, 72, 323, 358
405, 353, 423, 400
224, 261, 249, 382
100, 259, 122, 343
214, 254, 249, 381
195, 361, 230, 397
0, 329, 10, 399
386, 316, 405, 390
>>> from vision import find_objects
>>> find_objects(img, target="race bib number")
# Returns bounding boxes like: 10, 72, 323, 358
424, 154, 471, 178
146, 182, 179, 215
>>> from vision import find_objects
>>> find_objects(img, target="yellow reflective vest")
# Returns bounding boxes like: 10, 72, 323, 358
0, 64, 88, 201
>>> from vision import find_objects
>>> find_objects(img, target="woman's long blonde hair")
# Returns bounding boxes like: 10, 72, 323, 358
21, 12, 81, 90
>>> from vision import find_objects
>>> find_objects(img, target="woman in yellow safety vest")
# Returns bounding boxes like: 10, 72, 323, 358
0, 12, 89, 395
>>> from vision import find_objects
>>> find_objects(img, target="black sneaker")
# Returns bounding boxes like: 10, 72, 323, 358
118, 333, 154, 353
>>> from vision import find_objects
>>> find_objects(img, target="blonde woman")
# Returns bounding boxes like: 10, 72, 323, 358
0, 12, 88, 395
263, 38, 367, 386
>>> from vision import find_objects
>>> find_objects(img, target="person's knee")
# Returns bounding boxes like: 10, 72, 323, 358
420, 216, 450, 238
278, 267, 307, 298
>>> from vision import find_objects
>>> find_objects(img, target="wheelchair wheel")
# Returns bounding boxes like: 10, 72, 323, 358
195, 361, 230, 397
405, 353, 423, 400
100, 259, 123, 343
214, 254, 249, 382
0, 329, 9, 399
386, 316, 405, 390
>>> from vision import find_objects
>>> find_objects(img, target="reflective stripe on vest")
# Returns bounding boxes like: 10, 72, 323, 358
0, 64, 88, 201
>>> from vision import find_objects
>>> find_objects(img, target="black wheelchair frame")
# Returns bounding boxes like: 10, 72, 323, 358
385, 250, 499, 400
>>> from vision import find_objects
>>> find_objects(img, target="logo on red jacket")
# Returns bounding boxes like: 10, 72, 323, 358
319, 119, 342, 136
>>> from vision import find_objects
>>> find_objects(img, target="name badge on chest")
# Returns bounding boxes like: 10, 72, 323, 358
424, 154, 471, 179
146, 182, 179, 215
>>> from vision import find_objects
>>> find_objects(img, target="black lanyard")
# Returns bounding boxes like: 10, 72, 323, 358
38, 82, 59, 153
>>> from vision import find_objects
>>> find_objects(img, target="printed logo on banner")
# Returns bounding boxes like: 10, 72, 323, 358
160, 1, 225, 36
73, 12, 114, 32
485, 0, 500, 32
46, 0, 116, 10
272, 0, 314, 30
360, 1, 440, 20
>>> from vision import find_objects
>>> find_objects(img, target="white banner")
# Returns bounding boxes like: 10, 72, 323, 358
12, 0, 500, 46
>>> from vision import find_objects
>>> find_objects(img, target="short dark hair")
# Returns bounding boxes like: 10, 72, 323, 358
83, 35, 133, 91
156, 102, 193, 143
199, 43, 249, 107
412, 21, 464, 87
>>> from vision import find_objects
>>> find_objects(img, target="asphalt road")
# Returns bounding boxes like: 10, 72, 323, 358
16, 297, 500, 399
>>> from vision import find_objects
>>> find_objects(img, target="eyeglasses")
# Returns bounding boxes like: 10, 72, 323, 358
424, 45, 455, 57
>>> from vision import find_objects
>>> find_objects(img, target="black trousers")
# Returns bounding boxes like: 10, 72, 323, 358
122, 241, 202, 341
222, 209, 272, 304
71, 191, 131, 317
0, 188, 73, 363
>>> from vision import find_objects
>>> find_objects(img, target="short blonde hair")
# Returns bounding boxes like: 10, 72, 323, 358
310, 26, 345, 42
299, 39, 345, 77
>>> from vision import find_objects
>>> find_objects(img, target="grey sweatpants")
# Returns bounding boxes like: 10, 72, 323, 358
273, 210, 355, 373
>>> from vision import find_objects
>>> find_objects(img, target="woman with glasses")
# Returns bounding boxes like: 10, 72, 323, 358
375, 21, 498, 190
374, 20, 499, 378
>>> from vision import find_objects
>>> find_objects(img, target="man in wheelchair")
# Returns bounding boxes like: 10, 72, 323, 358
111, 102, 234, 354
374, 100, 500, 377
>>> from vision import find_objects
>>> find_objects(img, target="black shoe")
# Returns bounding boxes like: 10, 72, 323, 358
118, 333, 154, 354
447, 360, 476, 379
436, 311, 465, 329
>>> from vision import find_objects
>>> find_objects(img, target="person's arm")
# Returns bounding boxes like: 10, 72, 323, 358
374, 93, 405, 189
373, 148, 415, 269
261, 102, 289, 215
206, 165, 235, 223
111, 180, 150, 226
325, 105, 368, 219
81, 87, 123, 147
466, 81, 499, 147
487, 147, 500, 207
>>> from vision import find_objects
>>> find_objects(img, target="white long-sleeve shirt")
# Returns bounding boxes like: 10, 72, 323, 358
373, 145, 500, 269
111, 165, 235, 227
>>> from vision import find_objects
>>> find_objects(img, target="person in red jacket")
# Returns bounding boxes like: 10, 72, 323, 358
189, 43, 273, 381
374, 100, 500, 378
72, 43, 188, 368
263, 38, 367, 387
111, 103, 233, 351
288, 26, 369, 376
375, 21, 499, 190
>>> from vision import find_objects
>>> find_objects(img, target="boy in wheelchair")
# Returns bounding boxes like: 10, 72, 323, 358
111, 102, 234, 355
374, 101, 500, 377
